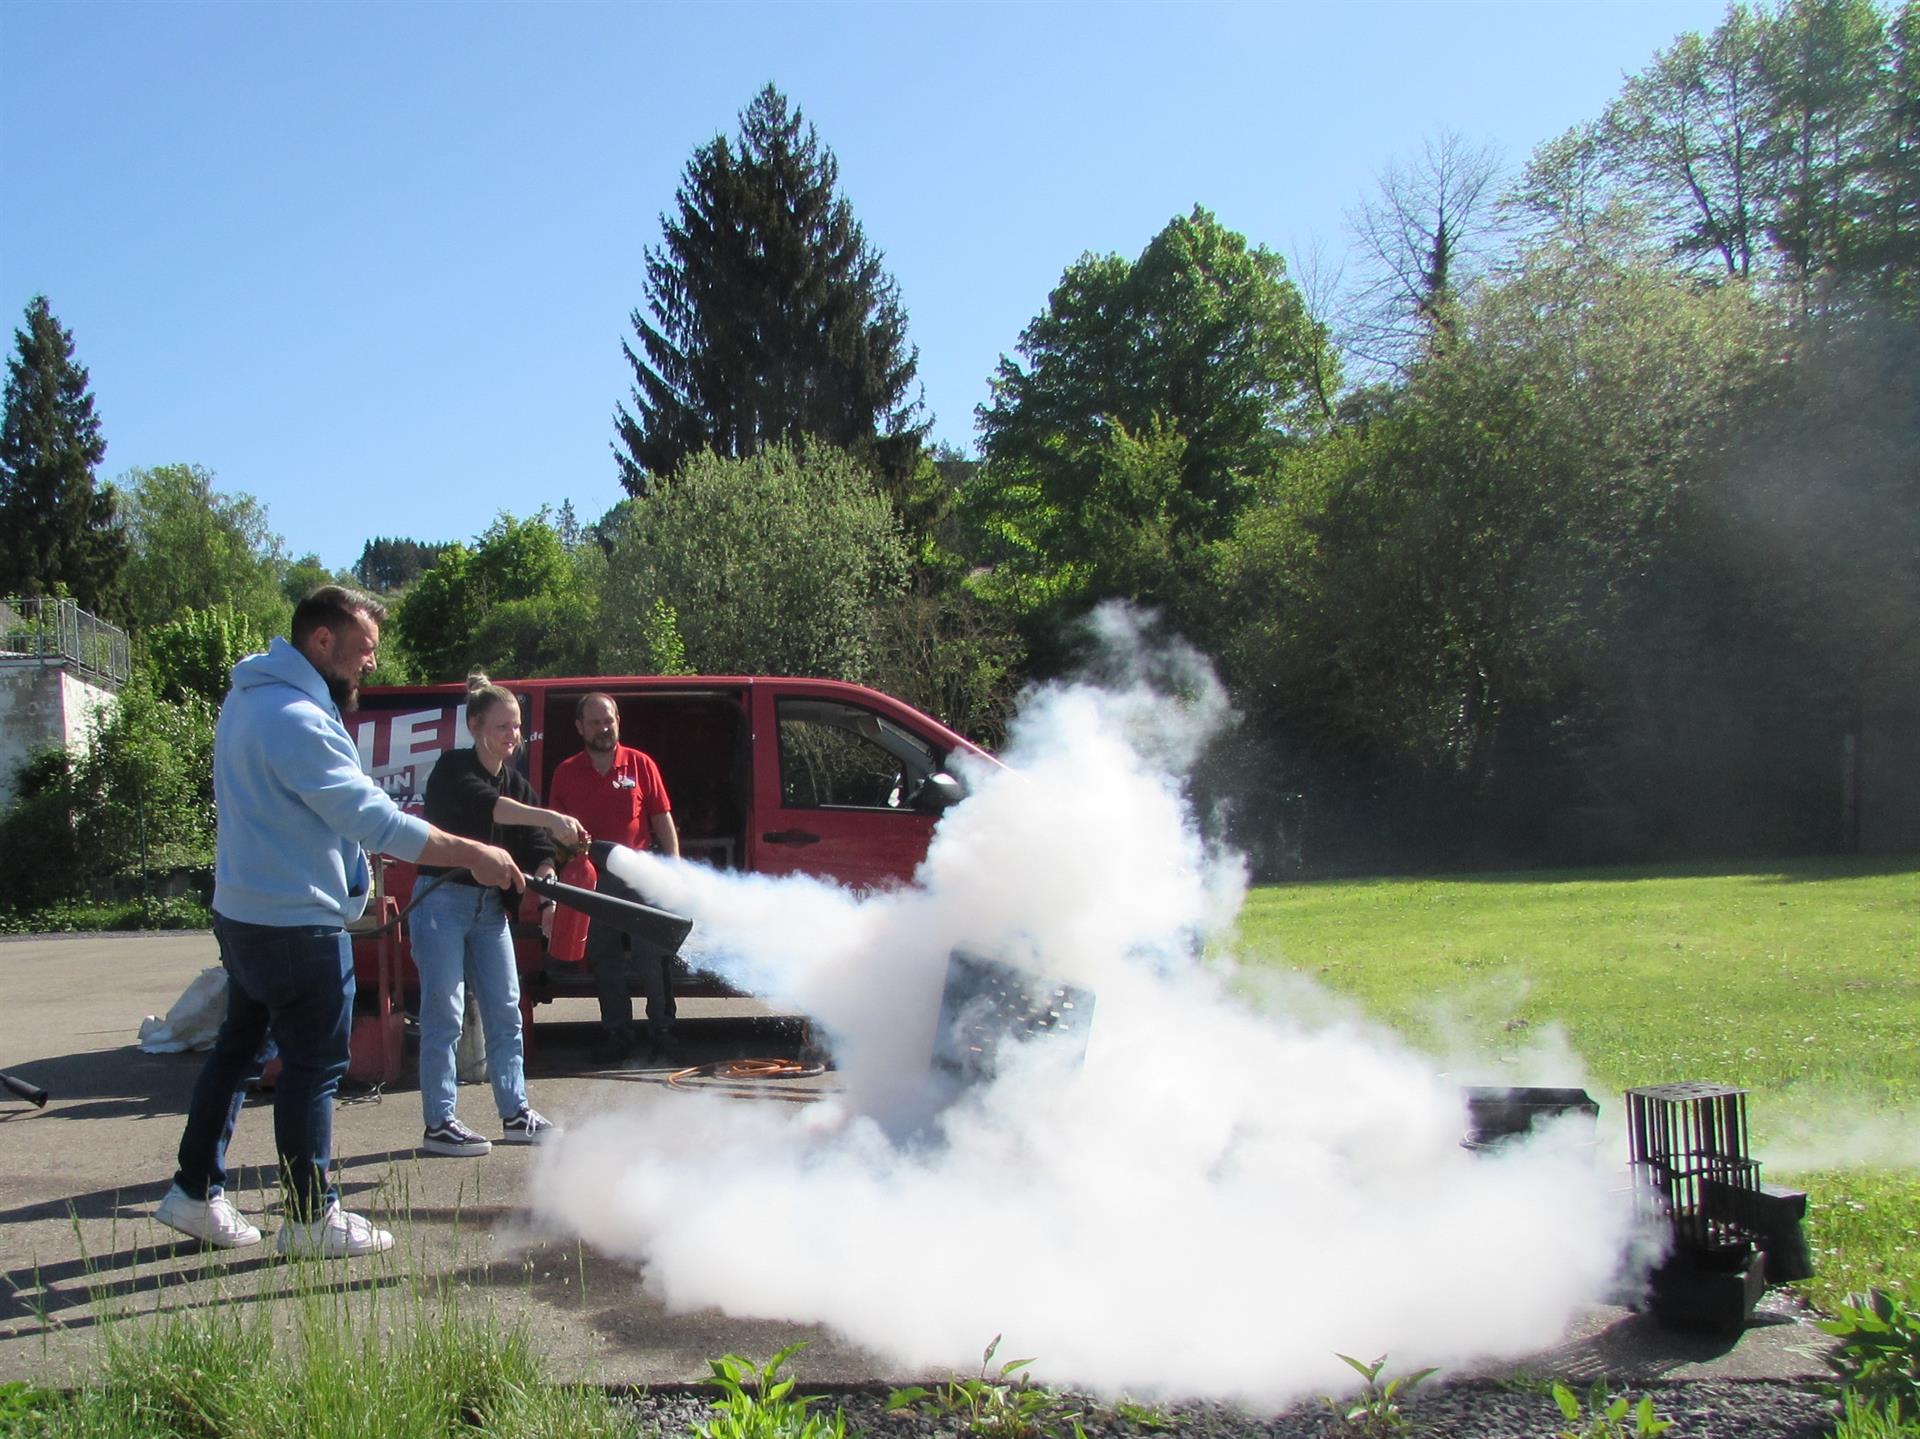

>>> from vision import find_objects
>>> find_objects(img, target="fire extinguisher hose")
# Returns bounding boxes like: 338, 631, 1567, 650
358, 868, 694, 956
522, 872, 694, 953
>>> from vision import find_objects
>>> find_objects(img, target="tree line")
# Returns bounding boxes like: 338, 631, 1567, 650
4, 5, 1917, 903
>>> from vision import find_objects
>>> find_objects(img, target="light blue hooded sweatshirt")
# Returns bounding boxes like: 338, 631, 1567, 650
212, 637, 431, 928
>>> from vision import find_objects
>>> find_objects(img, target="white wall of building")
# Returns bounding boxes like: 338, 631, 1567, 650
0, 663, 120, 806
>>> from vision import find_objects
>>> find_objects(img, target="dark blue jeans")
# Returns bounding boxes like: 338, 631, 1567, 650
173, 916, 354, 1219
585, 864, 675, 1038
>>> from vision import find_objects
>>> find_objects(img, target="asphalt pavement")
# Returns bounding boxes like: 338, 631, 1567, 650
0, 932, 1835, 1393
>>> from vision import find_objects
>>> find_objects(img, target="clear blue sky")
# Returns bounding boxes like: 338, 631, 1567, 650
3, 0, 1727, 573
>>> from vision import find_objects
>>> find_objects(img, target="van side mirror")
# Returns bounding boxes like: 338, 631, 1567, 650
914, 771, 965, 812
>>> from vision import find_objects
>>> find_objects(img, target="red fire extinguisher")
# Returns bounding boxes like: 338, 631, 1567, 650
547, 850, 596, 963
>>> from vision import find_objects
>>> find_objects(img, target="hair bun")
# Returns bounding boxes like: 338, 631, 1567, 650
466, 669, 492, 692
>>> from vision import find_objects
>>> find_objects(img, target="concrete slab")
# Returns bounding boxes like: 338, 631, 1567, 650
0, 933, 1836, 1391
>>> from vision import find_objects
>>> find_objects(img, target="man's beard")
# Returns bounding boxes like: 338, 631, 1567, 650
585, 731, 615, 752
326, 673, 359, 713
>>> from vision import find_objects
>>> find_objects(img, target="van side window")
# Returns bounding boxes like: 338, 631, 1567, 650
777, 699, 938, 810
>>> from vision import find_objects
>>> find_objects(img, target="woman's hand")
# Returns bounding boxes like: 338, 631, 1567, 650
534, 862, 559, 938
548, 811, 589, 850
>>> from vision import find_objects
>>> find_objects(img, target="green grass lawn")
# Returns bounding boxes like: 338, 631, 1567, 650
1231, 855, 1920, 1309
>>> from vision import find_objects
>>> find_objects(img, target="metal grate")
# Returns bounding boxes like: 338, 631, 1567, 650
932, 951, 1095, 1083
1462, 1086, 1599, 1152
1626, 1082, 1761, 1256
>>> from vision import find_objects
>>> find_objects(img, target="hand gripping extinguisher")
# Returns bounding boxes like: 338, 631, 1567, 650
547, 850, 596, 963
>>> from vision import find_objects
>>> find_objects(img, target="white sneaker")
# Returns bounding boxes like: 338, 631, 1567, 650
276, 1201, 394, 1258
155, 1183, 262, 1249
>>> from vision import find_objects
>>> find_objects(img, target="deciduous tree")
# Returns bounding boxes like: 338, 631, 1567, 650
1602, 10, 1774, 280
144, 604, 267, 704
969, 207, 1333, 636
1346, 130, 1503, 369
281, 554, 342, 606
120, 462, 288, 635
393, 512, 580, 681
1761, 0, 1889, 306
1216, 243, 1777, 833
601, 440, 907, 680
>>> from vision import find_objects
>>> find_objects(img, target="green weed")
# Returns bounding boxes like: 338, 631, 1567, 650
0, 1379, 60, 1434
1321, 1353, 1436, 1437
1808, 1182, 1920, 1324
1549, 1380, 1674, 1439
1819, 1289, 1920, 1414
1835, 1393, 1920, 1438
1103, 1397, 1177, 1431
888, 1335, 1084, 1439
698, 1344, 847, 1439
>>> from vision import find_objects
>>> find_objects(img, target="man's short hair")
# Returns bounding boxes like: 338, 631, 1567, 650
291, 585, 387, 647
577, 692, 619, 723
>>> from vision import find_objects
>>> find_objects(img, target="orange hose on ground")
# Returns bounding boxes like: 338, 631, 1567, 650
664, 1057, 831, 1101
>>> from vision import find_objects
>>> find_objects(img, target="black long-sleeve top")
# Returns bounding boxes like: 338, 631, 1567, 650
416, 747, 556, 891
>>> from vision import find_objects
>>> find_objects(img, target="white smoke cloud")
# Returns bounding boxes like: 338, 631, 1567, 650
1758, 1100, 1920, 1175
530, 606, 1637, 1408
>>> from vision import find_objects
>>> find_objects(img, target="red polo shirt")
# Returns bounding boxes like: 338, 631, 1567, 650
546, 745, 672, 850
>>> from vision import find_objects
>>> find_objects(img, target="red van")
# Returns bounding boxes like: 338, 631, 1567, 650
339, 676, 986, 1066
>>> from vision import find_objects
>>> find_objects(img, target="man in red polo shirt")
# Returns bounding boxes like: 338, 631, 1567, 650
546, 692, 680, 1065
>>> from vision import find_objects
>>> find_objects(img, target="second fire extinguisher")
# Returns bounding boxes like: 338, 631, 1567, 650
546, 850, 597, 963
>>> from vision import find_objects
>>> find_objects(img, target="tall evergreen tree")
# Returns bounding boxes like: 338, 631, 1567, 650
352, 535, 449, 592
614, 84, 928, 498
0, 296, 127, 617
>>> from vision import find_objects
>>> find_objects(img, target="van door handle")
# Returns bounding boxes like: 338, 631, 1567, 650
762, 829, 821, 846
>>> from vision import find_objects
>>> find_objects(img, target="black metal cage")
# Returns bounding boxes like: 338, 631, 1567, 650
1625, 1082, 1761, 1256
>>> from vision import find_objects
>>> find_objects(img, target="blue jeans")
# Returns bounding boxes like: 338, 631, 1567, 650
410, 878, 527, 1128
174, 916, 353, 1220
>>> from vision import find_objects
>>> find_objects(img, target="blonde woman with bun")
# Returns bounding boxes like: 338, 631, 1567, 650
411, 673, 588, 1156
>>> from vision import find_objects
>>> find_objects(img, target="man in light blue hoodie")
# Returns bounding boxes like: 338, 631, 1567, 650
156, 585, 524, 1259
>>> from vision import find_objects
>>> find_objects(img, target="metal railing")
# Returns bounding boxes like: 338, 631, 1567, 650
0, 596, 130, 683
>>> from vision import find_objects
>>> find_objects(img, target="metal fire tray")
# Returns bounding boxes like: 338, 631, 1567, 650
932, 950, 1095, 1083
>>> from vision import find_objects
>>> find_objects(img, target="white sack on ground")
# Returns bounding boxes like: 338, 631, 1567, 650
137, 964, 227, 1053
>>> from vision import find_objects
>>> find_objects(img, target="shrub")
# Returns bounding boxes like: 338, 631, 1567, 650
1821, 1289, 1920, 1415
144, 603, 265, 704
0, 746, 85, 915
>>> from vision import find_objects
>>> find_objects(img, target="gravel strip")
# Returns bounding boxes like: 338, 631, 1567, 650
616, 1378, 1837, 1439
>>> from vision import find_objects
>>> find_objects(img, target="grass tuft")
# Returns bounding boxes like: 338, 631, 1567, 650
26, 1193, 633, 1439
